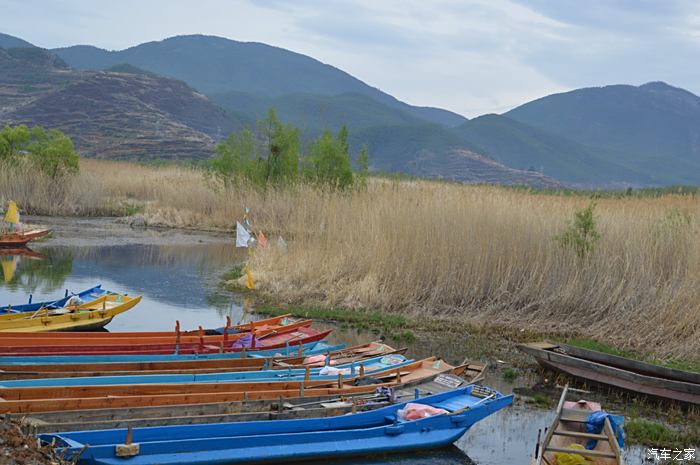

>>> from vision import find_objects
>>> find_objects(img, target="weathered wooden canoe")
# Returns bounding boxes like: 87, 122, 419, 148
0, 285, 107, 314
0, 325, 331, 354
0, 228, 50, 247
0, 354, 414, 388
531, 386, 625, 465
23, 362, 487, 433
0, 358, 472, 414
0, 294, 141, 333
41, 384, 513, 465
0, 318, 313, 348
518, 342, 700, 405
0, 342, 404, 380
0, 341, 342, 365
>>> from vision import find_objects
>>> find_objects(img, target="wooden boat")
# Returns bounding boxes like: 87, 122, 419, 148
23, 362, 487, 433
0, 324, 331, 354
518, 342, 700, 405
0, 228, 50, 247
0, 313, 294, 333
40, 384, 513, 465
0, 294, 141, 333
531, 386, 624, 465
0, 285, 108, 314
0, 358, 477, 414
0, 318, 313, 348
0, 354, 414, 388
0, 342, 404, 380
0, 341, 344, 365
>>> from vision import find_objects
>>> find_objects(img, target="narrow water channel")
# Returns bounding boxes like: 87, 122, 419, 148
0, 218, 649, 464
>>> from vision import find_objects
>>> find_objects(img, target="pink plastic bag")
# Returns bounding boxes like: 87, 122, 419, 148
397, 403, 449, 421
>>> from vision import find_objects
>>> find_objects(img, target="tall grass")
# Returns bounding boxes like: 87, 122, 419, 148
2, 159, 699, 358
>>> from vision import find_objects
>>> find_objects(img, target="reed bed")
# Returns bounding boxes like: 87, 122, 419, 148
2, 159, 699, 358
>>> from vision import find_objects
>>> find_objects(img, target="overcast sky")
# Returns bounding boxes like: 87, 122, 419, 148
2, 0, 699, 117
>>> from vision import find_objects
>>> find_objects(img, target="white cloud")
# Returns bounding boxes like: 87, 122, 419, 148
1, 0, 699, 116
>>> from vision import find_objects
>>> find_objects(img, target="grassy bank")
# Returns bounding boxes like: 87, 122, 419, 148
4, 159, 700, 359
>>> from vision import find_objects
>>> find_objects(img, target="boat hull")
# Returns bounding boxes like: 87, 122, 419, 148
518, 343, 700, 405
42, 385, 514, 465
0, 229, 50, 247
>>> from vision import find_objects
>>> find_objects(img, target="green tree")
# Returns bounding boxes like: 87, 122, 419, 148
356, 144, 370, 188
0, 125, 79, 177
0, 125, 31, 160
27, 127, 79, 178
555, 202, 600, 258
307, 129, 354, 189
261, 109, 300, 184
211, 128, 259, 185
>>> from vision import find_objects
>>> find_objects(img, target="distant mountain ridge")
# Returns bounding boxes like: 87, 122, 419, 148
3, 32, 700, 187
53, 35, 467, 127
0, 46, 241, 160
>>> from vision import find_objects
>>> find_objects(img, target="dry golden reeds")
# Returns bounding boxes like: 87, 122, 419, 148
1, 159, 698, 358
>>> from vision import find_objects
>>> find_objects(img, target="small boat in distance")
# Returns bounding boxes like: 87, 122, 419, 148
1, 201, 50, 247
531, 385, 625, 465
518, 342, 700, 405
0, 285, 108, 314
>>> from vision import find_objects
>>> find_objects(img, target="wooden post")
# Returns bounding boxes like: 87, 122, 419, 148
304, 366, 310, 382
241, 346, 247, 359
359, 365, 365, 377
198, 325, 204, 351
299, 383, 305, 397
219, 341, 224, 354
115, 426, 139, 457
298, 342, 303, 357
395, 369, 401, 383
337, 373, 343, 389
223, 316, 230, 346
351, 399, 357, 414
175, 321, 181, 355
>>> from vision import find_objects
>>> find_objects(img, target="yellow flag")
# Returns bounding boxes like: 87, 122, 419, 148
245, 269, 255, 290
1, 256, 17, 283
3, 201, 19, 225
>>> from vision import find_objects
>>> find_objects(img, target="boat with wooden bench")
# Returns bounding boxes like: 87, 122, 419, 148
0, 358, 476, 414
0, 353, 414, 388
0, 285, 110, 314
0, 318, 313, 349
0, 341, 343, 365
40, 383, 513, 465
0, 342, 405, 380
0, 294, 142, 332
0, 324, 331, 354
518, 342, 700, 405
531, 385, 624, 465
23, 362, 486, 433
0, 228, 50, 247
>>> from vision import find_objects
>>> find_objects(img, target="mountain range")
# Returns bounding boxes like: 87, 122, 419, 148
2, 32, 700, 187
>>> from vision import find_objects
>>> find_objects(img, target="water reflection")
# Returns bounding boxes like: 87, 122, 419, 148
0, 243, 245, 331
293, 447, 474, 465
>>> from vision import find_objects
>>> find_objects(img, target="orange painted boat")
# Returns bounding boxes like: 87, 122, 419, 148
0, 314, 294, 340
0, 342, 403, 380
0, 229, 50, 247
0, 316, 309, 348
0, 326, 332, 355
0, 358, 484, 414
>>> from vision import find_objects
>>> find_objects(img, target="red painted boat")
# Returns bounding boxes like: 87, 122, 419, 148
0, 229, 50, 247
0, 317, 310, 347
0, 327, 332, 356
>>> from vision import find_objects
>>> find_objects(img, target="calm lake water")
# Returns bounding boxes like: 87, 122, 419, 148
0, 221, 648, 464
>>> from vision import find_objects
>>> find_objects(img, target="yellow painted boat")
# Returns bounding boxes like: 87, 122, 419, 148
0, 295, 141, 332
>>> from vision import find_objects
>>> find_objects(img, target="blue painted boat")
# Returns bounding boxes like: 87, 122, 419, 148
0, 354, 412, 388
42, 384, 513, 465
0, 285, 108, 314
0, 341, 341, 365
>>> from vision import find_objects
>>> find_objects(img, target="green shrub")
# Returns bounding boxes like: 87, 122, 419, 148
555, 202, 600, 258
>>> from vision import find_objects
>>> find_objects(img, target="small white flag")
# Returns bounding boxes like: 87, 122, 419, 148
236, 222, 252, 248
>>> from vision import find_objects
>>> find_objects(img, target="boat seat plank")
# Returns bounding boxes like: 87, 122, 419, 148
552, 430, 607, 440
544, 446, 616, 458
